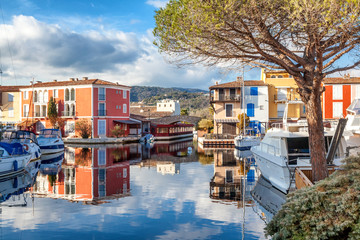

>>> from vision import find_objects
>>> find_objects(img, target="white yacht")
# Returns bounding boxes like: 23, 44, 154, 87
234, 135, 260, 150
251, 124, 349, 194
345, 98, 360, 134
2, 130, 41, 162
37, 129, 64, 155
0, 142, 32, 177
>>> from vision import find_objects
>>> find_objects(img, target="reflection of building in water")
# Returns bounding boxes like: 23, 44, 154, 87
157, 162, 180, 175
33, 147, 130, 204
210, 149, 254, 206
150, 139, 194, 158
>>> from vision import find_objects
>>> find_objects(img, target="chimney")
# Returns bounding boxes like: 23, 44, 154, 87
36, 81, 42, 84
215, 81, 218, 85
53, 79, 57, 82
69, 78, 75, 81
237, 76, 243, 82
76, 78, 79, 81
82, 77, 88, 80
344, 73, 351, 79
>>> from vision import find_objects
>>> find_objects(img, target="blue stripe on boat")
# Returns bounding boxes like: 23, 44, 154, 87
40, 145, 64, 150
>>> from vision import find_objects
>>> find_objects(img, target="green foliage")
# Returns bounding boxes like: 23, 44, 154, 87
111, 125, 126, 138
180, 108, 189, 115
198, 119, 213, 133
47, 97, 58, 127
237, 113, 250, 132
75, 120, 91, 139
266, 156, 360, 239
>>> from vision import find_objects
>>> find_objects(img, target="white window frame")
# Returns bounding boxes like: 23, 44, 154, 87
98, 87, 105, 101
23, 104, 29, 117
98, 149, 106, 165
333, 85, 343, 100
123, 104, 127, 113
333, 102, 343, 118
123, 90, 127, 99
98, 119, 106, 136
8, 107, 14, 117
53, 89, 58, 98
23, 91, 28, 100
355, 85, 360, 99
123, 168, 127, 178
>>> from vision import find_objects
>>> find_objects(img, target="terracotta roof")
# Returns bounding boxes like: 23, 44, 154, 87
209, 80, 266, 89
323, 77, 360, 84
20, 79, 130, 89
0, 85, 27, 92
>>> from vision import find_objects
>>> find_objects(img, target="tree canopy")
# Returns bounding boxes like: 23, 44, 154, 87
154, 0, 360, 181
47, 97, 58, 128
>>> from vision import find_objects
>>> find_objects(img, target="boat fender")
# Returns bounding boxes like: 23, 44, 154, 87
23, 144, 29, 151
13, 160, 18, 171
13, 177, 18, 188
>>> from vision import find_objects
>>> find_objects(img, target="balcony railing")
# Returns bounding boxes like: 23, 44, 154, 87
62, 111, 76, 117
211, 95, 241, 102
98, 94, 106, 101
34, 112, 46, 117
274, 94, 303, 102
98, 110, 107, 116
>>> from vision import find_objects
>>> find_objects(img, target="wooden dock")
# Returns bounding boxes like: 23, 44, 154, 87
295, 166, 337, 190
198, 137, 234, 148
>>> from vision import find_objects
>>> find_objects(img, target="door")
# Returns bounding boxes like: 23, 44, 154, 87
219, 89, 224, 101
98, 120, 106, 136
222, 123, 236, 135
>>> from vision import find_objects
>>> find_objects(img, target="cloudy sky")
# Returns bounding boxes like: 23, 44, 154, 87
0, 0, 261, 89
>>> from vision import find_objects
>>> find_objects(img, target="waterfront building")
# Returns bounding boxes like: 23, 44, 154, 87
156, 99, 181, 115
0, 86, 26, 128
209, 78, 269, 135
261, 69, 305, 122
19, 78, 136, 138
322, 74, 360, 119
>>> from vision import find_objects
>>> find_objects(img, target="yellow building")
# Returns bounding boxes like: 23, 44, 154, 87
0, 86, 25, 128
261, 69, 305, 121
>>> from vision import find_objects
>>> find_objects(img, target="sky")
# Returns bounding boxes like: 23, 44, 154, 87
0, 0, 260, 90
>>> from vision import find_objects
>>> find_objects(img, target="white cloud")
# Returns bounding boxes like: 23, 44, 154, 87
0, 15, 220, 90
146, 0, 168, 8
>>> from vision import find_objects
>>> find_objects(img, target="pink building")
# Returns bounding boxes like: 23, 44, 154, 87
19, 77, 139, 138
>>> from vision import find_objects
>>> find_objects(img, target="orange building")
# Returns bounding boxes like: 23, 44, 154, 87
19, 78, 140, 137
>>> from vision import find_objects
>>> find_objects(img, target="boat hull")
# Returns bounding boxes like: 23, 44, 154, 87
0, 154, 32, 178
234, 137, 260, 151
40, 144, 65, 155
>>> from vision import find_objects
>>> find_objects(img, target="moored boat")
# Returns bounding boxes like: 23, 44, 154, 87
0, 142, 32, 177
37, 129, 64, 155
234, 135, 260, 150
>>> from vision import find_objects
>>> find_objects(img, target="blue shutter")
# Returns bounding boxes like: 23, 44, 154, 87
250, 87, 258, 96
247, 103, 255, 117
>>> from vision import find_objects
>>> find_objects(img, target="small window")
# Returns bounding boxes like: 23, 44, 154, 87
98, 150, 106, 165
53, 89, 58, 98
247, 103, 255, 117
123, 90, 127, 99
116, 90, 118, 94
99, 87, 105, 101
23, 91, 28, 100
123, 104, 127, 113
8, 107, 14, 117
116, 105, 118, 109
270, 75, 276, 78
260, 105, 264, 110
250, 87, 258, 96
333, 85, 343, 100
278, 75, 284, 78
8, 93, 14, 102
123, 168, 127, 178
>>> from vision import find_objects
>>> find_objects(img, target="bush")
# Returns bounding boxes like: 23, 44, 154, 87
111, 125, 125, 138
266, 156, 360, 240
75, 120, 91, 139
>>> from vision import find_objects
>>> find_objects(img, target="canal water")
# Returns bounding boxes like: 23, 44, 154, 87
0, 139, 284, 240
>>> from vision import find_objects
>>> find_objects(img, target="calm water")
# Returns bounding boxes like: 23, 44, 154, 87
0, 139, 282, 240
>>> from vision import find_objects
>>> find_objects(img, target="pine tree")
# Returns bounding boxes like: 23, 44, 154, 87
47, 97, 58, 128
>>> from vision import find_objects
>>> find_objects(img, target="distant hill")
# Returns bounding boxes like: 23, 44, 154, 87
130, 86, 211, 119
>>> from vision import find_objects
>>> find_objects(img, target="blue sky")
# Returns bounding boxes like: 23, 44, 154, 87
0, 0, 260, 89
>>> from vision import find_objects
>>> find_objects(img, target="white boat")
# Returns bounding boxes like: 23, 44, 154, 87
139, 134, 154, 143
234, 135, 260, 150
0, 142, 32, 177
345, 98, 360, 134
37, 129, 64, 155
2, 130, 41, 162
251, 125, 349, 194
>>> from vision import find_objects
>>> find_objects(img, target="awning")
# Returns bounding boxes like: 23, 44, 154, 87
215, 119, 240, 123
113, 120, 141, 125
17, 119, 39, 128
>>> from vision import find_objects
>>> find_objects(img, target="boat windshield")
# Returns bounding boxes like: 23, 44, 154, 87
38, 129, 61, 138
2, 130, 38, 144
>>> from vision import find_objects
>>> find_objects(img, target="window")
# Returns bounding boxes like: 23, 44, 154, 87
333, 102, 343, 118
23, 91, 28, 100
247, 103, 255, 117
278, 75, 284, 78
23, 104, 29, 117
70, 88, 75, 101
116, 90, 118, 94
225, 104, 233, 117
116, 105, 118, 109
277, 104, 286, 118
260, 105, 264, 110
250, 87, 258, 96
99, 103, 106, 116
98, 150, 106, 165
98, 120, 106, 136
356, 85, 360, 98
8, 107, 14, 117
226, 170, 233, 183
277, 88, 287, 100
8, 93, 13, 102
123, 104, 127, 113
44, 90, 48, 102
123, 168, 127, 178
98, 87, 105, 101
333, 85, 343, 100
53, 89, 58, 98
123, 90, 127, 99
271, 75, 276, 78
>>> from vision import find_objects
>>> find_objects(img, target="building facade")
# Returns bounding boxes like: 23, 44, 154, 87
209, 79, 269, 135
322, 75, 360, 119
156, 99, 181, 115
261, 69, 306, 121
0, 86, 26, 128
19, 78, 133, 138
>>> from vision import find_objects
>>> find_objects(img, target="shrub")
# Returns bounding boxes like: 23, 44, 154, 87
111, 125, 126, 138
75, 120, 91, 139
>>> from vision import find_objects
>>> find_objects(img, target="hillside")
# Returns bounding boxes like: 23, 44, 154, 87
130, 86, 211, 118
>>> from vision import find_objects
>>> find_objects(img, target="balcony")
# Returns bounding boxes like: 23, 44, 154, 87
210, 95, 241, 103
62, 111, 76, 117
98, 110, 107, 116
274, 94, 303, 103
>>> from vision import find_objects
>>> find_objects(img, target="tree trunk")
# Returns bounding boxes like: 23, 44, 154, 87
305, 92, 328, 182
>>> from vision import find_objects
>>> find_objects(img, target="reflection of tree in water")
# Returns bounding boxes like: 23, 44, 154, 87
198, 152, 214, 165
75, 148, 92, 166
48, 174, 57, 187
112, 148, 126, 162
